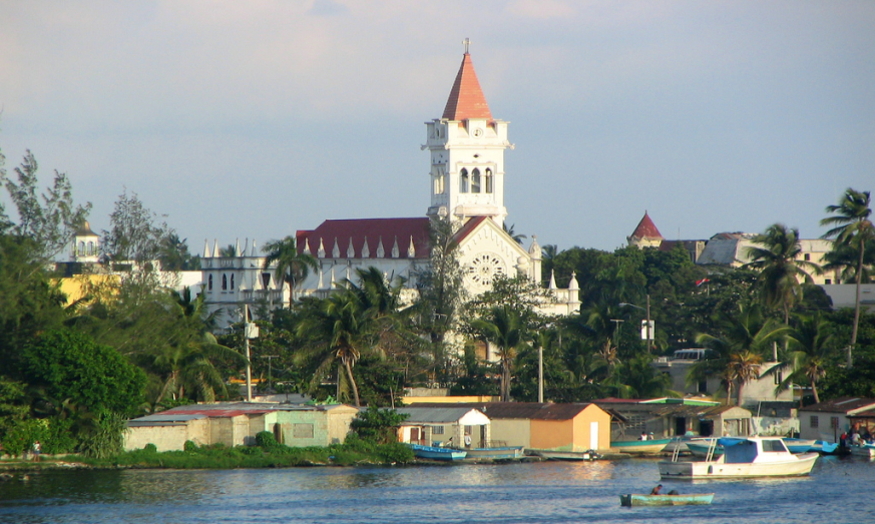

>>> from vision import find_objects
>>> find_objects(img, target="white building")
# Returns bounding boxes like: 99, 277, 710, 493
202, 50, 580, 327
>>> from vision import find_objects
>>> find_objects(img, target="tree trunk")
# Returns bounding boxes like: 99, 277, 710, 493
736, 382, 744, 407
500, 356, 511, 402
812, 381, 820, 404
344, 359, 361, 407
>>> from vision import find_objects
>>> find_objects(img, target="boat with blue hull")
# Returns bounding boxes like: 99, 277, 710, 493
811, 440, 839, 454
610, 438, 671, 454
458, 446, 524, 459
408, 444, 467, 461
659, 436, 818, 479
619, 493, 714, 507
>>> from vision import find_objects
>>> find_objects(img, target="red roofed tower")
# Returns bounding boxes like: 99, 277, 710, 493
627, 211, 664, 249
424, 40, 512, 226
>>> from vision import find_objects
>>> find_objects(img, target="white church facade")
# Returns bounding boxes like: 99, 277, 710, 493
201, 50, 579, 327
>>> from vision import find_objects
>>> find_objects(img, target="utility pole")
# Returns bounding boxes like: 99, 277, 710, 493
243, 305, 259, 402
610, 319, 625, 353
538, 344, 544, 403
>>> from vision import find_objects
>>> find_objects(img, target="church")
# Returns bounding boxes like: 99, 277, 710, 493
201, 48, 580, 327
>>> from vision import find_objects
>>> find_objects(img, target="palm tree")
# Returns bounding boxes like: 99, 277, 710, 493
470, 306, 526, 402
692, 304, 790, 405
502, 223, 527, 245
821, 238, 875, 284
772, 314, 834, 404
745, 224, 820, 326
262, 236, 318, 308
152, 287, 248, 403
821, 188, 874, 367
297, 292, 368, 406
727, 350, 763, 405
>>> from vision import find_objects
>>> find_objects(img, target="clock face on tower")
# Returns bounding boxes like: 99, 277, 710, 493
467, 252, 505, 287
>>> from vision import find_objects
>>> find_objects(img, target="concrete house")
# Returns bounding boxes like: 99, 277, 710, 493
125, 402, 358, 451
594, 398, 753, 439
798, 397, 875, 442
396, 406, 491, 447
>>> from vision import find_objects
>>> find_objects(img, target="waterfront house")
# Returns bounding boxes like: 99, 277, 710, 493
594, 398, 753, 439
396, 406, 491, 447
798, 397, 875, 442
125, 402, 358, 451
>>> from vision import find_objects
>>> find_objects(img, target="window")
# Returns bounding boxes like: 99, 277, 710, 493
485, 168, 493, 193
464, 425, 472, 436
293, 423, 314, 439
432, 426, 445, 435
222, 274, 228, 290
804, 253, 810, 261
230, 274, 235, 290
262, 273, 271, 289
87, 241, 95, 255
810, 416, 819, 428
825, 279, 832, 285
208, 274, 213, 291
78, 241, 85, 255
830, 417, 839, 429
762, 439, 787, 453
471, 168, 481, 193
460, 169, 469, 193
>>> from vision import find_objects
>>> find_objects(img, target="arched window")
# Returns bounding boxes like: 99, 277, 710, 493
471, 168, 481, 193
230, 274, 235, 290
460, 168, 469, 193
208, 274, 213, 290
485, 168, 493, 193
87, 241, 95, 255
78, 241, 85, 255
222, 274, 228, 290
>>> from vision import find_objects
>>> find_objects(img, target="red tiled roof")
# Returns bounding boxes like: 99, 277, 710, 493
442, 53, 493, 121
630, 212, 663, 240
297, 218, 430, 259
452, 216, 489, 244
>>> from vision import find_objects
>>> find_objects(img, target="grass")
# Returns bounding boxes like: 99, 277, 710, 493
71, 438, 415, 469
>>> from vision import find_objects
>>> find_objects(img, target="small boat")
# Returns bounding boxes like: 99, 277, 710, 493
610, 438, 672, 454
782, 438, 816, 454
659, 436, 818, 479
457, 446, 524, 459
849, 444, 875, 459
530, 449, 601, 461
810, 440, 839, 454
619, 493, 715, 507
408, 443, 467, 461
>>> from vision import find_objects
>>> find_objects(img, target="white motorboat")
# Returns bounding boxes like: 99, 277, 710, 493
658, 436, 818, 479
849, 444, 875, 459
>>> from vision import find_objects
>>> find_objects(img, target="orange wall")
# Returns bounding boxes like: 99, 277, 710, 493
531, 420, 573, 450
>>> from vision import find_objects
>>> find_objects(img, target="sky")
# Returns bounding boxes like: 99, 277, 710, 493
1, 0, 873, 257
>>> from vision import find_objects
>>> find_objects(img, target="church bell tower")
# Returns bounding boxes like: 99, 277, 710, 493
424, 42, 512, 226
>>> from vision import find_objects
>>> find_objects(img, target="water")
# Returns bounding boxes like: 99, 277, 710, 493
0, 456, 873, 523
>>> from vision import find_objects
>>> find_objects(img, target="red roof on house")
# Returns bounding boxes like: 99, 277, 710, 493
297, 218, 431, 259
630, 212, 663, 240
442, 53, 493, 121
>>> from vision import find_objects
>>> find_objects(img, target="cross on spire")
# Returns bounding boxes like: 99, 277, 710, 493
463, 37, 471, 54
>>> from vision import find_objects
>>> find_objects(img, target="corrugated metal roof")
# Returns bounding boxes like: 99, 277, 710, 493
800, 397, 875, 414
127, 413, 207, 426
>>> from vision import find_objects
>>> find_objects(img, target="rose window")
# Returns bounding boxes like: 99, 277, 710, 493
468, 253, 504, 287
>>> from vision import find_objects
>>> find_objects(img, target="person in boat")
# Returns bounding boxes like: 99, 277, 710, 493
650, 484, 662, 495
667, 489, 679, 495
639, 432, 648, 441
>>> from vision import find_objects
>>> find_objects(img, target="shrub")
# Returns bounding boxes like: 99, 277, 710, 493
143, 443, 158, 453
255, 431, 278, 448
183, 440, 199, 452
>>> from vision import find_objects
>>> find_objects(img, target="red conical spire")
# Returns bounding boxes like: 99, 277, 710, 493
631, 211, 663, 240
442, 53, 492, 121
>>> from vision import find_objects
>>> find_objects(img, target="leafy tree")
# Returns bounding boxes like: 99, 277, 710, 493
350, 407, 409, 444
159, 233, 201, 271
745, 224, 820, 325
612, 354, 674, 399
0, 149, 92, 260
821, 238, 875, 285
101, 189, 173, 265
413, 218, 468, 380
22, 329, 146, 415
262, 236, 318, 307
821, 188, 874, 366
470, 306, 527, 402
